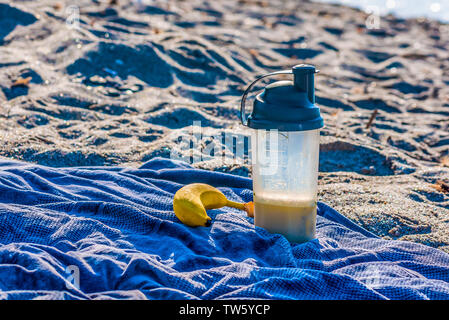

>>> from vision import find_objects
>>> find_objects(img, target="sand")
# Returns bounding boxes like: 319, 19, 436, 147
0, 0, 448, 251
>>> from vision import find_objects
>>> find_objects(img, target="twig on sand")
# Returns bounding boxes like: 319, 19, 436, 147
440, 156, 449, 168
431, 180, 449, 193
331, 109, 341, 117
11, 77, 32, 88
34, 136, 54, 145
366, 109, 378, 129
249, 49, 259, 57
52, 3, 62, 11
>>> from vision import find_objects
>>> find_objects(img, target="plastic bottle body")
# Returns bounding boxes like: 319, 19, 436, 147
251, 129, 320, 243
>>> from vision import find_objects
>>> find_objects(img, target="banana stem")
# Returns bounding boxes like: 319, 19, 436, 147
226, 200, 245, 210
226, 200, 254, 218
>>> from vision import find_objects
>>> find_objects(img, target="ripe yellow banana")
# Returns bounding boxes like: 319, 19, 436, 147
173, 183, 254, 227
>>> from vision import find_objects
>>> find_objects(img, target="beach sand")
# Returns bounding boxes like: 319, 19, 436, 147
0, 0, 448, 251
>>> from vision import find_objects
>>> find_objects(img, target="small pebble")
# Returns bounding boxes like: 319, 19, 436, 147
389, 227, 401, 237
361, 166, 376, 175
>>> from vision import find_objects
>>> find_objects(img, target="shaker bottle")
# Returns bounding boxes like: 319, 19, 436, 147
240, 64, 324, 243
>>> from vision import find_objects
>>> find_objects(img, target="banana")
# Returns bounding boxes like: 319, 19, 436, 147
173, 183, 254, 227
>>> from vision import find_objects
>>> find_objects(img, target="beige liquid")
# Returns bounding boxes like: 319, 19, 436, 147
254, 194, 317, 243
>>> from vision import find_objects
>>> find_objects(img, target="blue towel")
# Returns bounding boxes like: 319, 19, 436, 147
0, 157, 448, 300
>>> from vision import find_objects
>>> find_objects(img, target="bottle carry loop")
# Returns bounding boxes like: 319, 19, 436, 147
240, 70, 292, 126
